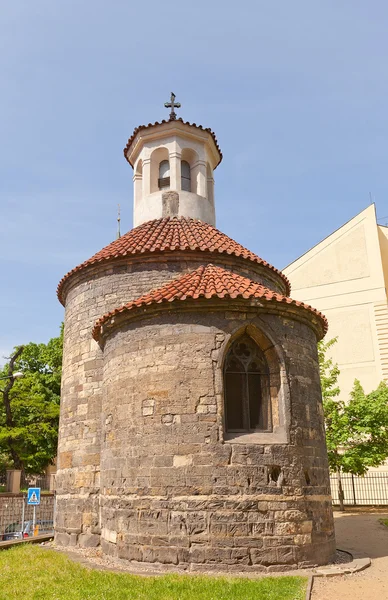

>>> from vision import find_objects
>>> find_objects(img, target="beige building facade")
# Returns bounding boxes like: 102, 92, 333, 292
284, 204, 388, 400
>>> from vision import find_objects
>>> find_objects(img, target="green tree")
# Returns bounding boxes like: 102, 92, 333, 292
317, 337, 340, 402
0, 326, 63, 474
319, 338, 388, 509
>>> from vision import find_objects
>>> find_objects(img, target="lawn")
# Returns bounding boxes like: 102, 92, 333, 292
0, 544, 307, 600
379, 518, 388, 528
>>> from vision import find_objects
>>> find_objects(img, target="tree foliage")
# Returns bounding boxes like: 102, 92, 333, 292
317, 337, 340, 402
319, 337, 388, 476
0, 326, 63, 474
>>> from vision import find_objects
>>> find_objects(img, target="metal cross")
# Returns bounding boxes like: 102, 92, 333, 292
164, 92, 181, 121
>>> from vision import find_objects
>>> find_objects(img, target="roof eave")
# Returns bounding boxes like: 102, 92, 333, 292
57, 248, 290, 307
123, 120, 223, 169
93, 296, 327, 346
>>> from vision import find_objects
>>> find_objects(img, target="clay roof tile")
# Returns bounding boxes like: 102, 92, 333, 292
92, 264, 327, 341
57, 217, 291, 304
123, 119, 222, 167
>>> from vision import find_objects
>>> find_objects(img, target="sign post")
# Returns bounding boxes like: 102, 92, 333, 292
21, 495, 25, 538
27, 488, 41, 536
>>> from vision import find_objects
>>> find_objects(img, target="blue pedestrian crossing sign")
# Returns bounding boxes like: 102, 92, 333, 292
27, 487, 41, 505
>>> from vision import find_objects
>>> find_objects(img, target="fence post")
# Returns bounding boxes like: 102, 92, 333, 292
337, 469, 345, 511
6, 470, 21, 493
33, 505, 36, 536
351, 474, 357, 505
21, 494, 25, 537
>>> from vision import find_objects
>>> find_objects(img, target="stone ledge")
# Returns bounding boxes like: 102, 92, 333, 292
312, 549, 371, 577
55, 543, 365, 578
305, 551, 372, 600
0, 534, 54, 550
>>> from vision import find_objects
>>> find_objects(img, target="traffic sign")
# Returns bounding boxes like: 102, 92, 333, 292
27, 487, 41, 505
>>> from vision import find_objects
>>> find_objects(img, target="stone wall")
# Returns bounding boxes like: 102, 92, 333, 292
56, 253, 286, 547
96, 309, 335, 570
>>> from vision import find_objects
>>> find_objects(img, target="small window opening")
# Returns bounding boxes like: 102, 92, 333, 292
181, 160, 191, 192
268, 465, 284, 487
268, 466, 281, 484
158, 160, 170, 190
224, 335, 272, 433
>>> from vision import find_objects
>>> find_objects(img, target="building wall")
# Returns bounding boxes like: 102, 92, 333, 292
98, 310, 334, 570
376, 225, 388, 383
284, 205, 388, 400
55, 254, 289, 547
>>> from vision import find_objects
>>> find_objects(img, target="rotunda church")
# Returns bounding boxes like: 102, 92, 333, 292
56, 97, 335, 570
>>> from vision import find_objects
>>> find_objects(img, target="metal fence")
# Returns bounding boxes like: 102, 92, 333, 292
21, 473, 53, 491
0, 472, 54, 492
330, 472, 388, 505
0, 493, 54, 540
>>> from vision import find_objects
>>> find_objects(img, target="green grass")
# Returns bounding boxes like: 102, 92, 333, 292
379, 518, 388, 528
0, 544, 307, 600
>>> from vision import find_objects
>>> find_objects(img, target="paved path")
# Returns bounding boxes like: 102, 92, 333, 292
313, 512, 388, 600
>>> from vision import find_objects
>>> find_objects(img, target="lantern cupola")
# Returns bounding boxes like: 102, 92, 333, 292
124, 93, 222, 227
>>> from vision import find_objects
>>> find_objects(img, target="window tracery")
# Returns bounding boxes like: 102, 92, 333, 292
224, 335, 272, 433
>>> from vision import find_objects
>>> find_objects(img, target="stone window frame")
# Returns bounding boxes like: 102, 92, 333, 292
218, 322, 290, 445
224, 334, 272, 434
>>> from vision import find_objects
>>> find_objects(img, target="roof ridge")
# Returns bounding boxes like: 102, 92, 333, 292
92, 264, 327, 341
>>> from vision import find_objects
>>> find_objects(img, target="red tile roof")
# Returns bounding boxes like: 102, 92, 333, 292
92, 264, 327, 341
57, 217, 291, 304
123, 119, 222, 167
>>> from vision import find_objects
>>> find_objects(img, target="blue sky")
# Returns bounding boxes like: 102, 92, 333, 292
1, 1, 388, 362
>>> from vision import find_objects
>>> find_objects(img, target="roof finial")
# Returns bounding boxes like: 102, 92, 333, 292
164, 92, 181, 121
116, 204, 121, 239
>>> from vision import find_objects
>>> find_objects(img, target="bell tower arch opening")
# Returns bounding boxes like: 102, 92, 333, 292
150, 147, 169, 194
181, 147, 199, 194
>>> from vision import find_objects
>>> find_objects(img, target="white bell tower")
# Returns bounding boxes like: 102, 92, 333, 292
124, 94, 222, 227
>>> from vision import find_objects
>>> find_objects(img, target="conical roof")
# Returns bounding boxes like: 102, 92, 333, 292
57, 217, 290, 304
123, 118, 222, 167
92, 264, 327, 341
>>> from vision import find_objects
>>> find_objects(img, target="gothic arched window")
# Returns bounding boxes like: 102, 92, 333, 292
224, 335, 272, 433
158, 160, 170, 189
181, 160, 191, 192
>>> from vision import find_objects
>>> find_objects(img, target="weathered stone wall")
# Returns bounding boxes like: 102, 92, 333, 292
59, 252, 289, 306
56, 253, 286, 547
97, 310, 335, 571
